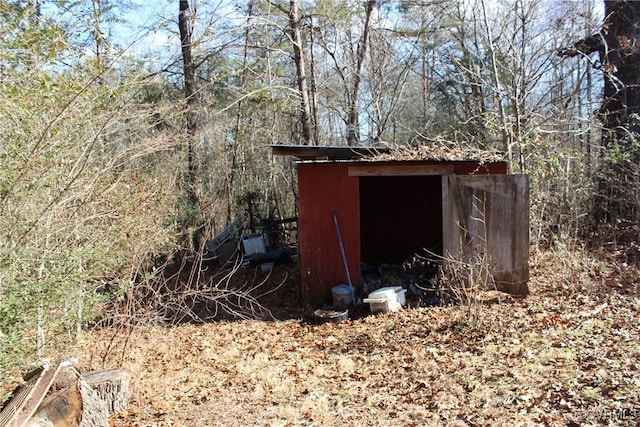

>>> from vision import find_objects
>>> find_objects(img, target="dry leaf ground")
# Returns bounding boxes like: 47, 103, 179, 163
76, 248, 640, 426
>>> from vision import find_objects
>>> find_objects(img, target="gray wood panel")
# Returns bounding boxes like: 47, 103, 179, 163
443, 174, 529, 295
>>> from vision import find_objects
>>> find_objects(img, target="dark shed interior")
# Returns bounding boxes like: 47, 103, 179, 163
359, 175, 443, 265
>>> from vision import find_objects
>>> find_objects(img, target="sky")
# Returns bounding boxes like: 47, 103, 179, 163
113, 1, 178, 58
38, 0, 605, 75
41, 0, 182, 65
116, 1, 245, 55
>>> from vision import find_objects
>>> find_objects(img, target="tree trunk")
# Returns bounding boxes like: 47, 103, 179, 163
561, 1, 640, 136
92, 0, 105, 67
289, 0, 314, 145
179, 0, 202, 250
308, 13, 319, 144
226, 1, 255, 224
480, 0, 511, 159
598, 1, 640, 136
82, 370, 132, 415
560, 1, 640, 223
346, 0, 376, 146
28, 0, 41, 29
179, 0, 198, 204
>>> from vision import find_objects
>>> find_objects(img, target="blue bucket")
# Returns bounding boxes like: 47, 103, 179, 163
332, 284, 355, 307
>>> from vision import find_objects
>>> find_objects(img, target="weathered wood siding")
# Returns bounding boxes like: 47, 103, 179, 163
443, 174, 529, 295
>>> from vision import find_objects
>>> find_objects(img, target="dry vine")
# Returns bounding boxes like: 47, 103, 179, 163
419, 194, 498, 329
88, 251, 289, 367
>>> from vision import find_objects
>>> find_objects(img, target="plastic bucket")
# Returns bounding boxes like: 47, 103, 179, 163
332, 284, 355, 307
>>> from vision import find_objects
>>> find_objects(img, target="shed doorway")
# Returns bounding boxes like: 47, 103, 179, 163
359, 175, 443, 266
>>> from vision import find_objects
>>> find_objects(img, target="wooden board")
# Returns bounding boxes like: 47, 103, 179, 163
442, 174, 529, 295
31, 371, 84, 427
348, 164, 454, 176
0, 364, 62, 427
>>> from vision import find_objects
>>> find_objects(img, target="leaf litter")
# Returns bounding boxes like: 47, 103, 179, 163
76, 248, 640, 426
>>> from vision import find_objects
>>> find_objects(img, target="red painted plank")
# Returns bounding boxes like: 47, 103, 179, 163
297, 163, 360, 306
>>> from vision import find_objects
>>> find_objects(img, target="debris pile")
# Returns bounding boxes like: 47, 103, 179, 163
203, 212, 297, 271
0, 360, 130, 427
369, 143, 505, 162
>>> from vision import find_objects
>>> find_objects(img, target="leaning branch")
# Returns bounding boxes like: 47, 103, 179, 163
558, 32, 604, 58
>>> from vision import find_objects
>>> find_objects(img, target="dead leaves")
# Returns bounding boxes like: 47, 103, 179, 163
72, 249, 640, 426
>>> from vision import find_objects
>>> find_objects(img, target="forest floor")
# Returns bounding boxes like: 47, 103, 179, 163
76, 248, 640, 426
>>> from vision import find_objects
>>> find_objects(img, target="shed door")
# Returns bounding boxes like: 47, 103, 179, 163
442, 174, 529, 295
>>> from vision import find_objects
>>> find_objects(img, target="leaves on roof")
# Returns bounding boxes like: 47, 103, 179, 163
369, 143, 505, 162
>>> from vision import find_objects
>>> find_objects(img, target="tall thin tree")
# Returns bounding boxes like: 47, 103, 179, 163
179, 0, 201, 249
347, 0, 376, 146
288, 0, 314, 145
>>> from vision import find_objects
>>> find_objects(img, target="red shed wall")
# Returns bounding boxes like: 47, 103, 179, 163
295, 159, 506, 306
453, 161, 507, 175
297, 163, 360, 306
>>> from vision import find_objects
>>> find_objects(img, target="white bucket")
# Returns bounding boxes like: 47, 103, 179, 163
332, 284, 355, 307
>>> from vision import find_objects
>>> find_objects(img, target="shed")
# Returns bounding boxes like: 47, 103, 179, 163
272, 145, 529, 306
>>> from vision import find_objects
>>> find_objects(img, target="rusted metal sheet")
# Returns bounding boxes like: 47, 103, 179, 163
297, 162, 360, 305
271, 144, 390, 160
443, 174, 530, 295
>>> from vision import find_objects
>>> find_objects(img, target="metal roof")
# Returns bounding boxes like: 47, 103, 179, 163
270, 144, 505, 163
270, 144, 391, 160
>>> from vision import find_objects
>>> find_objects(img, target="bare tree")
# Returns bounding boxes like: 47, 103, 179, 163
178, 0, 201, 249
346, 0, 375, 146
288, 0, 315, 145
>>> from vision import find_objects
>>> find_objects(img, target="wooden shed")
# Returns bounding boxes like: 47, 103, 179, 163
272, 145, 529, 306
